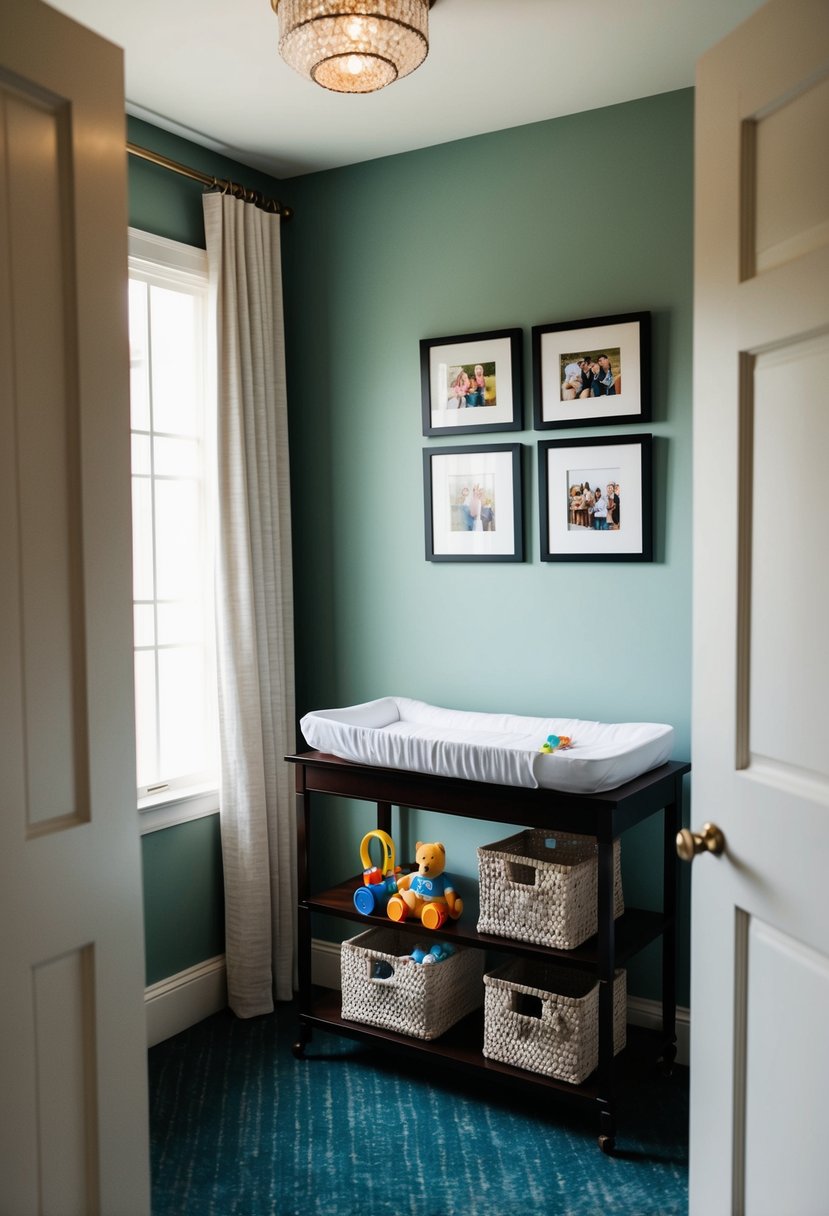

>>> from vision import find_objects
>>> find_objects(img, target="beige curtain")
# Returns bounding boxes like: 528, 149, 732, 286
203, 191, 296, 1017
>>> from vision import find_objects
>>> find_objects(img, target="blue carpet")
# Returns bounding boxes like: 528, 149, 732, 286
149, 1004, 688, 1216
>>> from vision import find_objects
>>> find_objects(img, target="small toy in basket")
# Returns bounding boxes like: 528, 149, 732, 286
340, 927, 483, 1040
353, 830, 406, 916
387, 841, 463, 930
406, 942, 456, 965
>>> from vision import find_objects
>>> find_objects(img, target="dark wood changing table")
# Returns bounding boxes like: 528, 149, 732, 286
286, 750, 690, 1153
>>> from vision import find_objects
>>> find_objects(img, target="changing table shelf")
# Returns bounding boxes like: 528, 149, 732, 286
307, 875, 669, 968
287, 749, 690, 1153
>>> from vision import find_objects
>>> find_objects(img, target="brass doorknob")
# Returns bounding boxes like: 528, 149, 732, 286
676, 822, 725, 863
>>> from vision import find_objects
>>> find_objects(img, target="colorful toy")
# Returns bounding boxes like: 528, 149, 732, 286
386, 841, 463, 930
539, 733, 573, 753
353, 830, 405, 916
406, 942, 456, 965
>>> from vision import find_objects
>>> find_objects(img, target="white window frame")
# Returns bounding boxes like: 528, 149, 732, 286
128, 228, 219, 835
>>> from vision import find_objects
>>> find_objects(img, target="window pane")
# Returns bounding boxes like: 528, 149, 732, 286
131, 478, 154, 601
134, 603, 155, 648
131, 434, 151, 475
149, 285, 200, 436
129, 242, 215, 798
158, 646, 209, 780
154, 435, 200, 478
157, 600, 202, 647
154, 479, 200, 600
134, 650, 158, 789
129, 279, 150, 431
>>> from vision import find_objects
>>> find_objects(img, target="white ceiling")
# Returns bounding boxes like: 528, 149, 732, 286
48, 0, 766, 180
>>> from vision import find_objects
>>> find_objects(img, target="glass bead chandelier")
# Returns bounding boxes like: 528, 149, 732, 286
272, 0, 431, 94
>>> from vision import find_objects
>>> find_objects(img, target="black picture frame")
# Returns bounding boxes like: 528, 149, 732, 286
423, 443, 523, 562
532, 311, 651, 430
538, 433, 653, 562
420, 328, 522, 436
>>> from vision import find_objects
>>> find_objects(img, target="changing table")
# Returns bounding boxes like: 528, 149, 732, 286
286, 749, 690, 1153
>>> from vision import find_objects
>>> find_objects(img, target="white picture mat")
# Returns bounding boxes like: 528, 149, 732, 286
545, 442, 644, 555
430, 449, 516, 556
430, 335, 515, 428
540, 320, 642, 423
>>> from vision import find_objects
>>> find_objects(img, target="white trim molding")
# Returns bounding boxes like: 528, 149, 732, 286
145, 954, 227, 1047
626, 994, 690, 1068
311, 937, 345, 991
139, 790, 219, 835
128, 225, 208, 279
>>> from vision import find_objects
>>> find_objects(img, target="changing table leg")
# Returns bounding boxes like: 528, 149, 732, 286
596, 833, 617, 1151
661, 777, 682, 1073
377, 800, 392, 836
294, 767, 313, 1057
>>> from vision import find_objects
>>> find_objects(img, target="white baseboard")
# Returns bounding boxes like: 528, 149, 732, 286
627, 994, 690, 1067
310, 938, 689, 1067
311, 937, 345, 989
145, 954, 227, 1047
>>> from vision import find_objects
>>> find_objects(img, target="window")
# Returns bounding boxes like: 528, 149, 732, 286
128, 230, 218, 826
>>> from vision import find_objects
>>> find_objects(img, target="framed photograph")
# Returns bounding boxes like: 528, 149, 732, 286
532, 311, 650, 429
538, 434, 652, 562
420, 328, 522, 436
423, 443, 523, 562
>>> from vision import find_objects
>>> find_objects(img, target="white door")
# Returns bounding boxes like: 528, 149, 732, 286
0, 2, 150, 1213
691, 1, 829, 1213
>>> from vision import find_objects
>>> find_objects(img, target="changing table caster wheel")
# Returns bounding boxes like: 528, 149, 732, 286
660, 1042, 677, 1077
292, 1024, 312, 1059
598, 1106, 616, 1155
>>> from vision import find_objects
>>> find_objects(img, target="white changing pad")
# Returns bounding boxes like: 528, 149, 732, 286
300, 697, 674, 795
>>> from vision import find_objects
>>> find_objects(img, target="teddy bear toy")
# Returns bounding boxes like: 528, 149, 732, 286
386, 841, 463, 930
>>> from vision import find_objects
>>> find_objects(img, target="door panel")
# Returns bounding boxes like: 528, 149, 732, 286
742, 917, 828, 1216
753, 74, 829, 273
4, 82, 90, 833
33, 946, 99, 1214
0, 3, 150, 1212
749, 335, 829, 778
692, 2, 829, 1213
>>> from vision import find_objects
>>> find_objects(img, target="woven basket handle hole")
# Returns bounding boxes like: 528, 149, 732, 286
505, 860, 537, 887
511, 992, 543, 1020
368, 959, 395, 983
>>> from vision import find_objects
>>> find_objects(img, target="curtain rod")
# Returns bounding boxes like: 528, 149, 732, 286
127, 142, 293, 220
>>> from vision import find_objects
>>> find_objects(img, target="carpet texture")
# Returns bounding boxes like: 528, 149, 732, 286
149, 1005, 688, 1216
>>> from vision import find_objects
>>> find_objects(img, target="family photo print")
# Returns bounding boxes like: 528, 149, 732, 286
532, 312, 651, 429
421, 328, 522, 436
538, 434, 652, 562
423, 444, 523, 561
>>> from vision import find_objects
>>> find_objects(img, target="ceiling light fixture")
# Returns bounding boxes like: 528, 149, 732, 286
271, 0, 433, 95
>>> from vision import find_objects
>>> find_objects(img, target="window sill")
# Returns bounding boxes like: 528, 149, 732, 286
139, 784, 220, 835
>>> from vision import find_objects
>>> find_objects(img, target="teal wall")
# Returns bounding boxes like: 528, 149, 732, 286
281, 88, 694, 1004
142, 818, 224, 986
130, 91, 694, 1004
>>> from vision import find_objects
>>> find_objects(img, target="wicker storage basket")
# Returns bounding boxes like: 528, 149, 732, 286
477, 829, 623, 950
340, 928, 483, 1041
483, 959, 626, 1085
